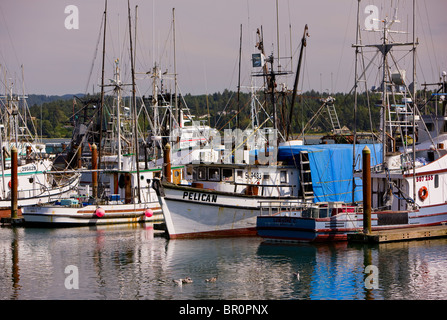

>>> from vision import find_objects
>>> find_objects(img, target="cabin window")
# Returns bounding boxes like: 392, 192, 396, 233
208, 168, 220, 181
222, 168, 234, 181
153, 171, 161, 179
280, 171, 287, 183
444, 122, 447, 133
197, 167, 207, 180
435, 174, 439, 188
237, 170, 243, 178
263, 173, 270, 180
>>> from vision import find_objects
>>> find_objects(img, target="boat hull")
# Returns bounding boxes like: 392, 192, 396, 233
22, 202, 163, 226
256, 203, 447, 242
155, 182, 273, 238
0, 174, 80, 219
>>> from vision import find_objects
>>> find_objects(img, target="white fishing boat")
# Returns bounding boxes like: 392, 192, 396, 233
153, 21, 375, 239
0, 74, 80, 220
154, 140, 382, 239
0, 159, 80, 218
154, 160, 301, 238
22, 163, 164, 226
21, 5, 215, 226
256, 1, 447, 242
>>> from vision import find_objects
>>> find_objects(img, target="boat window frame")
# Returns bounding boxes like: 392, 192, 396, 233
280, 170, 287, 184
208, 167, 221, 181
222, 168, 234, 182
197, 167, 207, 181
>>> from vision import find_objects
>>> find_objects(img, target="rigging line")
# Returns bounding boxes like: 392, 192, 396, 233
420, 0, 437, 79
158, 20, 173, 68
389, 50, 440, 158
0, 4, 21, 74
84, 13, 105, 95
217, 97, 251, 132
214, 91, 236, 128
334, 0, 354, 93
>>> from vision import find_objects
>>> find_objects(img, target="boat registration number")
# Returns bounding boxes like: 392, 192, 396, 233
245, 172, 262, 180
416, 175, 433, 182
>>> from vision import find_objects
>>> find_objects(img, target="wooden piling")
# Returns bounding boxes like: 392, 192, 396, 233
76, 145, 82, 168
92, 144, 98, 198
362, 146, 371, 235
11, 146, 18, 219
1, 146, 24, 225
163, 143, 171, 183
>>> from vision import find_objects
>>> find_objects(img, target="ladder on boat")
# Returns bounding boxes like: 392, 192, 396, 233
299, 151, 314, 201
326, 98, 341, 133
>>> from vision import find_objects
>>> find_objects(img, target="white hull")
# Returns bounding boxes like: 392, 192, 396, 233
0, 160, 80, 206
22, 201, 163, 225
155, 181, 291, 238
0, 173, 80, 216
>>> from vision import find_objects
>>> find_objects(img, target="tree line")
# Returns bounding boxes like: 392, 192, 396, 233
26, 90, 390, 139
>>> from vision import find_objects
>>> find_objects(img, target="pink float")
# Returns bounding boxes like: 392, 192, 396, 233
144, 209, 153, 218
95, 207, 105, 218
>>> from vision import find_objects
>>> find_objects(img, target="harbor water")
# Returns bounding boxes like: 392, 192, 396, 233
1, 223, 446, 301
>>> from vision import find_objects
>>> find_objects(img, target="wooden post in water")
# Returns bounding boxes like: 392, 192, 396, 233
163, 143, 171, 183
362, 146, 371, 234
10, 146, 18, 220
76, 145, 82, 169
92, 144, 98, 198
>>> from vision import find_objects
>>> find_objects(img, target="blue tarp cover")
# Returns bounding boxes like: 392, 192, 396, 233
278, 144, 383, 203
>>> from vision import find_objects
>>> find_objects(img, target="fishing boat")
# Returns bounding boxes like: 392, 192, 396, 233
154, 159, 299, 238
21, 5, 218, 226
256, 2, 447, 242
21, 163, 165, 226
21, 58, 167, 225
154, 139, 382, 239
0, 77, 80, 219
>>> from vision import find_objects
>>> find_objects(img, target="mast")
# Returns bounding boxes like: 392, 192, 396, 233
287, 24, 309, 140
237, 24, 242, 128
98, 0, 107, 174
128, 0, 141, 203
114, 60, 122, 170
412, 0, 416, 204
352, 0, 360, 204
173, 8, 179, 127
275, 0, 280, 71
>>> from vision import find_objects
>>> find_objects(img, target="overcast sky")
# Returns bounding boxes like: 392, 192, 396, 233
0, 0, 446, 96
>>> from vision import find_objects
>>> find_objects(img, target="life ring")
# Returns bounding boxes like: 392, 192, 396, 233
418, 186, 428, 201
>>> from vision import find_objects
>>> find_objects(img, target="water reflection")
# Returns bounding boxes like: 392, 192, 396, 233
0, 225, 446, 300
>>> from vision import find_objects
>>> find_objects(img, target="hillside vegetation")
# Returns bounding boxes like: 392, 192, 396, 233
26, 90, 383, 138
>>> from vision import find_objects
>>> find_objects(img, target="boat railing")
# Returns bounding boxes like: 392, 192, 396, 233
259, 200, 362, 219
233, 182, 298, 196
258, 199, 311, 217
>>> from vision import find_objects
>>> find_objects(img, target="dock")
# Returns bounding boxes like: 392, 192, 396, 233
348, 224, 447, 243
